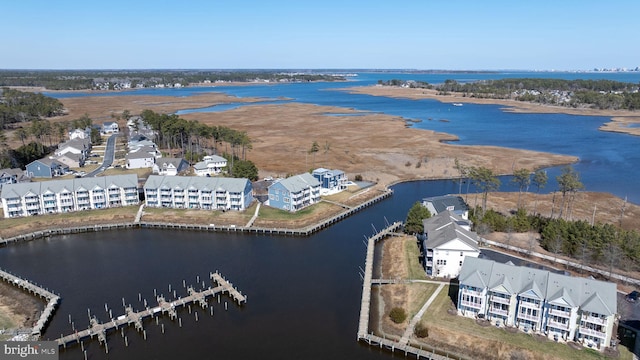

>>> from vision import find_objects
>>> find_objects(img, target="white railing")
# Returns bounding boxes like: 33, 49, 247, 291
582, 314, 607, 326
460, 300, 482, 310
549, 308, 571, 318
548, 319, 570, 330
517, 313, 539, 322
579, 327, 607, 339
490, 295, 511, 305
488, 307, 508, 316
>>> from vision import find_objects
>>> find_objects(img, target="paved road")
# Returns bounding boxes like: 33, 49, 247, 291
86, 134, 118, 177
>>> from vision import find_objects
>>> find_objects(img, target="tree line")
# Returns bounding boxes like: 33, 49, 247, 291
0, 70, 346, 91
0, 88, 64, 129
140, 110, 258, 180
379, 77, 640, 110
0, 115, 101, 169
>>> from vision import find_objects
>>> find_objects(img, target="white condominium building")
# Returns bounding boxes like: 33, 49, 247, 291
458, 257, 617, 350
143, 175, 253, 211
1, 175, 139, 218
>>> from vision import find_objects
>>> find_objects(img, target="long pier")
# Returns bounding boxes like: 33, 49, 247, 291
357, 221, 403, 339
55, 271, 245, 349
356, 222, 460, 360
0, 268, 60, 337
0, 189, 393, 246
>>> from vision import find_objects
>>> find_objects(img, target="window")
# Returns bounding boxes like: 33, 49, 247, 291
459, 261, 463, 266
460, 251, 464, 256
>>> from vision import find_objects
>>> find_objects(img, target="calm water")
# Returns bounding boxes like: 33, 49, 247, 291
45, 71, 640, 203
6, 72, 640, 358
0, 180, 456, 360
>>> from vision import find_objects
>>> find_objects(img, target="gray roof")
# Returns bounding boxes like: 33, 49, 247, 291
1, 174, 138, 199
193, 161, 208, 170
155, 157, 187, 168
143, 175, 250, 193
29, 158, 68, 169
312, 167, 345, 176
0, 168, 23, 178
271, 173, 320, 193
422, 210, 478, 250
422, 195, 468, 214
126, 151, 155, 160
59, 138, 90, 150
459, 257, 617, 315
203, 155, 227, 163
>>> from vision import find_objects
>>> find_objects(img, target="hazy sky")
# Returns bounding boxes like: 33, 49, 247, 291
3, 0, 638, 70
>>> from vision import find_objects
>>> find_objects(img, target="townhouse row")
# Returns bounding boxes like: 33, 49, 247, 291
1, 175, 139, 217
458, 257, 617, 350
2, 170, 350, 218
143, 175, 253, 211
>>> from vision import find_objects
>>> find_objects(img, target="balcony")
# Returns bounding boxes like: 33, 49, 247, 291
6, 199, 21, 205
517, 313, 539, 322
26, 204, 41, 210
426, 250, 433, 257
490, 295, 511, 305
426, 260, 433, 267
579, 327, 607, 339
488, 307, 509, 317
549, 308, 572, 318
460, 300, 482, 310
548, 319, 570, 330
460, 288, 483, 297
582, 314, 607, 326
519, 301, 541, 310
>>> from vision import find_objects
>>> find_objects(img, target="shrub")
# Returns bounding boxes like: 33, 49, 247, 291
414, 322, 429, 338
389, 307, 407, 323
354, 174, 363, 181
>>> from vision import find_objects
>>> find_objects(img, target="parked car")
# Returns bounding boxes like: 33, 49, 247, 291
626, 290, 639, 302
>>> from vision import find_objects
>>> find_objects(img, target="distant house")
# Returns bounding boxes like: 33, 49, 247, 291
56, 138, 91, 159
128, 144, 161, 159
69, 127, 91, 140
152, 158, 189, 176
0, 174, 139, 218
267, 173, 321, 212
102, 121, 119, 134
422, 195, 469, 220
0, 168, 29, 190
125, 151, 155, 169
53, 153, 84, 168
143, 175, 253, 211
312, 168, 348, 195
128, 139, 157, 151
422, 210, 479, 278
458, 257, 617, 350
193, 155, 227, 176
25, 159, 69, 178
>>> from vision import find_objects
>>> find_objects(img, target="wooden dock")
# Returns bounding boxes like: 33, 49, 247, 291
0, 268, 60, 337
56, 271, 246, 349
356, 222, 463, 360
357, 221, 403, 339
0, 189, 393, 247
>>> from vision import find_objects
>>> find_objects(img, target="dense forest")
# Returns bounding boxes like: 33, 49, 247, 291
0, 70, 346, 91
0, 88, 64, 128
379, 78, 640, 110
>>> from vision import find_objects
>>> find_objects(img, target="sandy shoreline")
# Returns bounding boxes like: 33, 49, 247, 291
340, 85, 640, 137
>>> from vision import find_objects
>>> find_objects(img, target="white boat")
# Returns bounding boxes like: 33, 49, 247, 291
452, 103, 463, 107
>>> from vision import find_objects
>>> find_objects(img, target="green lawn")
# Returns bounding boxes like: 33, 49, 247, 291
257, 201, 335, 220
419, 285, 631, 360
